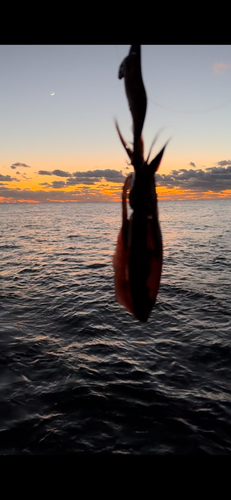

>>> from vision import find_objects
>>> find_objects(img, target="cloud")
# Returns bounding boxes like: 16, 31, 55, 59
0, 186, 70, 202
51, 181, 66, 189
189, 162, 196, 168
0, 174, 18, 182
216, 160, 231, 167
22, 173, 31, 180
38, 170, 52, 176
37, 168, 126, 186
11, 170, 32, 179
51, 169, 72, 177
156, 166, 231, 192
65, 177, 98, 186
0, 185, 117, 203
213, 62, 231, 75
72, 169, 125, 183
1, 163, 231, 202
11, 162, 31, 169
38, 169, 72, 178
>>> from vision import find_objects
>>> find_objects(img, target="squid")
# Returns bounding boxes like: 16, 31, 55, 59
113, 45, 169, 322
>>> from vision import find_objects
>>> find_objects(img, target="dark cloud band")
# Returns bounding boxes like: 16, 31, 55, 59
11, 163, 31, 169
2, 162, 231, 201
37, 168, 125, 184
156, 166, 231, 192
0, 174, 18, 182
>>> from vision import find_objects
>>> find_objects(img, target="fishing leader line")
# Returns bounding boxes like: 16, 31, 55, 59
147, 95, 231, 114
114, 46, 231, 115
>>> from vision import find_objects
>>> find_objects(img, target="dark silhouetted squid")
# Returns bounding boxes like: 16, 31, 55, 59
113, 45, 169, 322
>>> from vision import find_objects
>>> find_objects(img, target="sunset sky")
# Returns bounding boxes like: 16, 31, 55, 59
0, 44, 231, 202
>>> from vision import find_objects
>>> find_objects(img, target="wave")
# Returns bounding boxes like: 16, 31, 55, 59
0, 201, 231, 454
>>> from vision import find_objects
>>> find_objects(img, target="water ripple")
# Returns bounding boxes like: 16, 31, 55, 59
0, 200, 230, 454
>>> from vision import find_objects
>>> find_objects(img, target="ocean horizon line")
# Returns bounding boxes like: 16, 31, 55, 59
0, 198, 231, 205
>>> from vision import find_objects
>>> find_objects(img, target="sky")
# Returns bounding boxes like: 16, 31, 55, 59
0, 44, 231, 203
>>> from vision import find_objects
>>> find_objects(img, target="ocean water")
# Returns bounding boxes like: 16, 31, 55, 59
0, 199, 230, 455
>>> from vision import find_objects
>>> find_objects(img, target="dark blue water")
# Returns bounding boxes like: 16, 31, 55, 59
0, 200, 230, 454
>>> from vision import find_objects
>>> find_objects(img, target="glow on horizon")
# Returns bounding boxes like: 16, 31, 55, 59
1, 177, 231, 203
0, 45, 231, 202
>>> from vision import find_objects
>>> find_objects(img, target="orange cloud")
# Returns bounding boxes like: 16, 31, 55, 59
213, 62, 231, 74
1, 164, 231, 202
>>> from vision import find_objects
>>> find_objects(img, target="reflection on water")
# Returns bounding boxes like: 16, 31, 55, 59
0, 200, 231, 454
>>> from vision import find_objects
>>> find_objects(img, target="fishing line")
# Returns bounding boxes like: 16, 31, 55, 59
115, 46, 231, 115
148, 94, 231, 114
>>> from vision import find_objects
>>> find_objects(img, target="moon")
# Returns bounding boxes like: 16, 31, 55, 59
50, 92, 55, 96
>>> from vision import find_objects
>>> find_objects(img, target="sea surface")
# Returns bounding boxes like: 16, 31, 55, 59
0, 199, 230, 454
